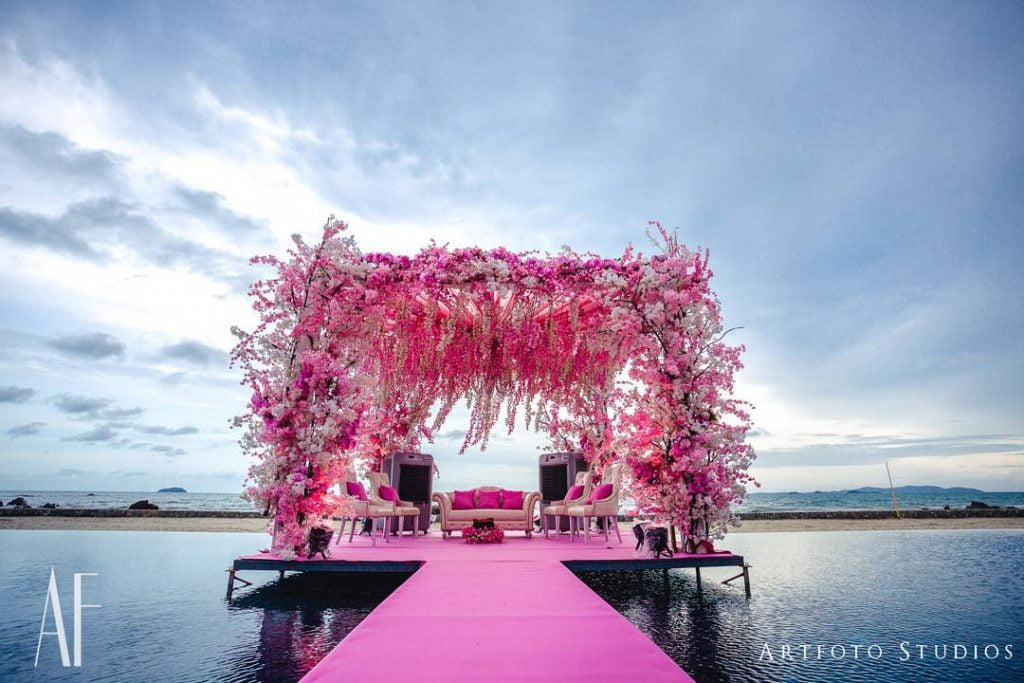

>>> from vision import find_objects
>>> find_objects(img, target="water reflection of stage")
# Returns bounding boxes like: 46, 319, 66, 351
226, 573, 410, 682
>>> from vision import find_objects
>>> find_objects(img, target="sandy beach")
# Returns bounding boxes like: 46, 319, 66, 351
2, 515, 1021, 533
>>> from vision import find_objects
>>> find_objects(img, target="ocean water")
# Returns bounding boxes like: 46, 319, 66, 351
0, 490, 255, 512
4, 489, 1024, 514
739, 490, 1024, 513
578, 530, 1023, 682
0, 531, 407, 682
1, 529, 1020, 682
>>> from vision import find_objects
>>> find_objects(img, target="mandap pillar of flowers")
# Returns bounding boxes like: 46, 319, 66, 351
232, 218, 756, 558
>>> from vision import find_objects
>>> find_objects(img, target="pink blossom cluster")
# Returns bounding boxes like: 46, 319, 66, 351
232, 218, 755, 556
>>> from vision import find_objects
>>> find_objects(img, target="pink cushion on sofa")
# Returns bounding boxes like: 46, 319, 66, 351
346, 481, 368, 501
453, 490, 475, 510
587, 483, 613, 503
476, 489, 501, 508
501, 490, 524, 509
564, 484, 584, 501
378, 485, 398, 502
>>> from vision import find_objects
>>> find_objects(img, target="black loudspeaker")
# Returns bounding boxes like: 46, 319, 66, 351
382, 452, 433, 533
539, 452, 588, 531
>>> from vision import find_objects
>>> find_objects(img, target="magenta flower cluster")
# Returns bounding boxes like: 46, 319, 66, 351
461, 525, 505, 544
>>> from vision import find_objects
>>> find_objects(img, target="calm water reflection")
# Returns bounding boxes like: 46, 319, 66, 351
218, 573, 410, 682
0, 531, 407, 682
1, 529, 1021, 682
576, 529, 1023, 682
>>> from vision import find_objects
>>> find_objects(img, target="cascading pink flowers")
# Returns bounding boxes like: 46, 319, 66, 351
232, 217, 755, 558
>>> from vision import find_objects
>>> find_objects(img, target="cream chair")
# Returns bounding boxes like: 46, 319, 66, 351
566, 464, 624, 545
337, 468, 395, 546
368, 472, 420, 538
541, 471, 593, 538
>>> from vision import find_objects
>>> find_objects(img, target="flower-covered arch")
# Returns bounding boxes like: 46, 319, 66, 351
232, 218, 756, 556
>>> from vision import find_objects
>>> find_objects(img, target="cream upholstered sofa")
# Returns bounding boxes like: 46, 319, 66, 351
432, 486, 540, 537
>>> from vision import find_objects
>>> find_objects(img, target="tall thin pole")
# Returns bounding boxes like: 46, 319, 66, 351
885, 461, 901, 519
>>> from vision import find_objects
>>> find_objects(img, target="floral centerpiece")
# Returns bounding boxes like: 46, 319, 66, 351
462, 525, 505, 544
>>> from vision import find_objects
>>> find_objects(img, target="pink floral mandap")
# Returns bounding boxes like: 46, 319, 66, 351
232, 218, 756, 559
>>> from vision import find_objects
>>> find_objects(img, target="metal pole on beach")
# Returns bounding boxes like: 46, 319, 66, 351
886, 462, 902, 519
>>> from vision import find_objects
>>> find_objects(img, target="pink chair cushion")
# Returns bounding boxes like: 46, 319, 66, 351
501, 490, 524, 509
475, 489, 501, 508
564, 484, 585, 502
587, 483, 613, 503
453, 490, 475, 510
346, 481, 368, 501
378, 485, 399, 502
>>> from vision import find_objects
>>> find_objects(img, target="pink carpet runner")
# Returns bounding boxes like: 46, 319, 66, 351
300, 555, 692, 682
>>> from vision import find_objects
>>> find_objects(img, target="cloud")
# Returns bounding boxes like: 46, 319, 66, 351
0, 385, 34, 403
101, 422, 135, 431
52, 394, 112, 415
150, 444, 185, 456
64, 424, 119, 442
755, 433, 1024, 469
138, 425, 199, 436
160, 339, 227, 367
171, 185, 267, 237
55, 468, 90, 477
47, 332, 125, 360
0, 9, 1021, 494
0, 197, 251, 289
437, 429, 467, 440
0, 205, 101, 259
50, 393, 142, 421
0, 124, 121, 183
102, 406, 144, 419
0, 125, 269, 291
8, 421, 44, 438
55, 467, 149, 478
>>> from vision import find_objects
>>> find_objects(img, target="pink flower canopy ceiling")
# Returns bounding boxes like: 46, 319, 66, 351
233, 218, 756, 554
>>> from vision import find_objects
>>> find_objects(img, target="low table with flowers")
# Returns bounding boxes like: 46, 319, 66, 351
461, 518, 505, 544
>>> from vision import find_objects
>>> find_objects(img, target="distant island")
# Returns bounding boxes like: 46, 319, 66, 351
753, 485, 989, 495
847, 485, 984, 495
157, 487, 187, 493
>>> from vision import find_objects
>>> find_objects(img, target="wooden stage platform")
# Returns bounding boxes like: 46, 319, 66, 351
229, 532, 749, 682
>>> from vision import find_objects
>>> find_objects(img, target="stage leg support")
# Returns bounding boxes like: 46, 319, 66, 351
225, 569, 252, 599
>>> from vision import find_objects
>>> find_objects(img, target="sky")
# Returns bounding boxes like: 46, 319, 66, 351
0, 2, 1022, 495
